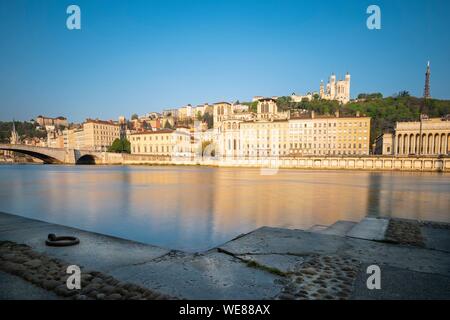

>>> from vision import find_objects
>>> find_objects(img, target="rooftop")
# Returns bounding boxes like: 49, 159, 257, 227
84, 119, 119, 126
130, 129, 174, 135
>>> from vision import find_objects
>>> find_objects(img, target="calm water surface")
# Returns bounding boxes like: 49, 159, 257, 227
0, 164, 449, 251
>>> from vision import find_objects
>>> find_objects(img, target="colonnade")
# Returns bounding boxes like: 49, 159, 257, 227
395, 133, 450, 155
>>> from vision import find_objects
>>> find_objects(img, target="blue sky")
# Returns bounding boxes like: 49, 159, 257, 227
0, 0, 449, 122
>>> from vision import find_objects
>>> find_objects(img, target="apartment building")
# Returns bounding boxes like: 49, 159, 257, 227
82, 119, 120, 151
130, 128, 192, 157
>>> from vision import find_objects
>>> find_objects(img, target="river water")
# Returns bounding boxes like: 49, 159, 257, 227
0, 164, 449, 251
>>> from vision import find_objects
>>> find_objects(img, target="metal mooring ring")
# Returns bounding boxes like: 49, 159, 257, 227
45, 233, 80, 247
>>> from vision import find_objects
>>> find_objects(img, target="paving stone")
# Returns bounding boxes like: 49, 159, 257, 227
1, 212, 450, 300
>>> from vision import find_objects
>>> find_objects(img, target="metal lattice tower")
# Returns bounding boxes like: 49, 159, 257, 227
424, 61, 431, 99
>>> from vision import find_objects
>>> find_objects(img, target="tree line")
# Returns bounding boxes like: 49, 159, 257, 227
265, 94, 450, 145
0, 121, 47, 143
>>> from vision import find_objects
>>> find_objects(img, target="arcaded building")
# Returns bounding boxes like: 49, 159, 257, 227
377, 117, 450, 156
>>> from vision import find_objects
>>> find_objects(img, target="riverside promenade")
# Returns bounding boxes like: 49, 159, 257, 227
0, 211, 449, 300
1, 144, 450, 172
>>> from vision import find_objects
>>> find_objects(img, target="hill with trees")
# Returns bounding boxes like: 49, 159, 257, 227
0, 121, 47, 143
267, 93, 450, 145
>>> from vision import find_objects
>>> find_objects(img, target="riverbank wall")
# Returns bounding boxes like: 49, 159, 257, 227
114, 154, 450, 172
1, 143, 449, 171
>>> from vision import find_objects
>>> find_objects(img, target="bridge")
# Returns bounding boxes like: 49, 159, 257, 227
0, 144, 103, 164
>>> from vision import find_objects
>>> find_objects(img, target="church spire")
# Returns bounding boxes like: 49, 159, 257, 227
424, 61, 431, 99
10, 119, 19, 144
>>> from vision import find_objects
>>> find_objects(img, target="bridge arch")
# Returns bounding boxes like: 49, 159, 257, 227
76, 154, 98, 165
0, 145, 63, 164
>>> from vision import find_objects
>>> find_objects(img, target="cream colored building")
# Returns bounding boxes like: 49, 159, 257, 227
320, 73, 351, 104
82, 119, 120, 151
378, 117, 450, 155
63, 128, 84, 149
290, 92, 315, 103
258, 72, 350, 105
252, 96, 264, 102
130, 128, 192, 157
216, 118, 287, 159
177, 104, 193, 120
288, 112, 370, 156
47, 131, 64, 148
36, 115, 68, 128
216, 99, 370, 159
257, 98, 280, 120
213, 102, 234, 128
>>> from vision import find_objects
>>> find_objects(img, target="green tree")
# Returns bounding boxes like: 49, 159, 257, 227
108, 138, 131, 153
131, 113, 139, 120
357, 93, 383, 100
202, 112, 213, 129
0, 121, 47, 143
250, 101, 258, 113
241, 101, 259, 113
269, 95, 450, 146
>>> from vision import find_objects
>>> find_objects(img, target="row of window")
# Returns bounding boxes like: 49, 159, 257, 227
89, 124, 119, 130
223, 121, 369, 131
132, 135, 188, 142
93, 136, 116, 141
225, 136, 368, 142
235, 150, 368, 156
132, 145, 190, 153
290, 122, 369, 128
227, 141, 367, 150
237, 129, 368, 135
93, 131, 119, 135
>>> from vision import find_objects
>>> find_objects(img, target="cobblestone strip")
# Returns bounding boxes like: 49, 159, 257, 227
276, 254, 361, 300
0, 241, 177, 300
385, 219, 425, 247
419, 220, 450, 230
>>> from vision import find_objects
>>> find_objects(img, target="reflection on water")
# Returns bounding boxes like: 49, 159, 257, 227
0, 165, 449, 252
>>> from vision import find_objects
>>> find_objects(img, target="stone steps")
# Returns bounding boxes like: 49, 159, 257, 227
307, 225, 328, 232
346, 217, 389, 241
307, 218, 389, 241
318, 220, 357, 236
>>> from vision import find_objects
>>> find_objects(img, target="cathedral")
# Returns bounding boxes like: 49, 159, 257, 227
320, 73, 351, 104
289, 72, 351, 104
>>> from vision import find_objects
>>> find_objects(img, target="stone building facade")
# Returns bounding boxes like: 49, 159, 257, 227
215, 99, 370, 159
130, 128, 191, 157
82, 119, 120, 152
36, 116, 68, 128
288, 113, 370, 156
213, 102, 233, 128
376, 118, 450, 155
320, 73, 351, 104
